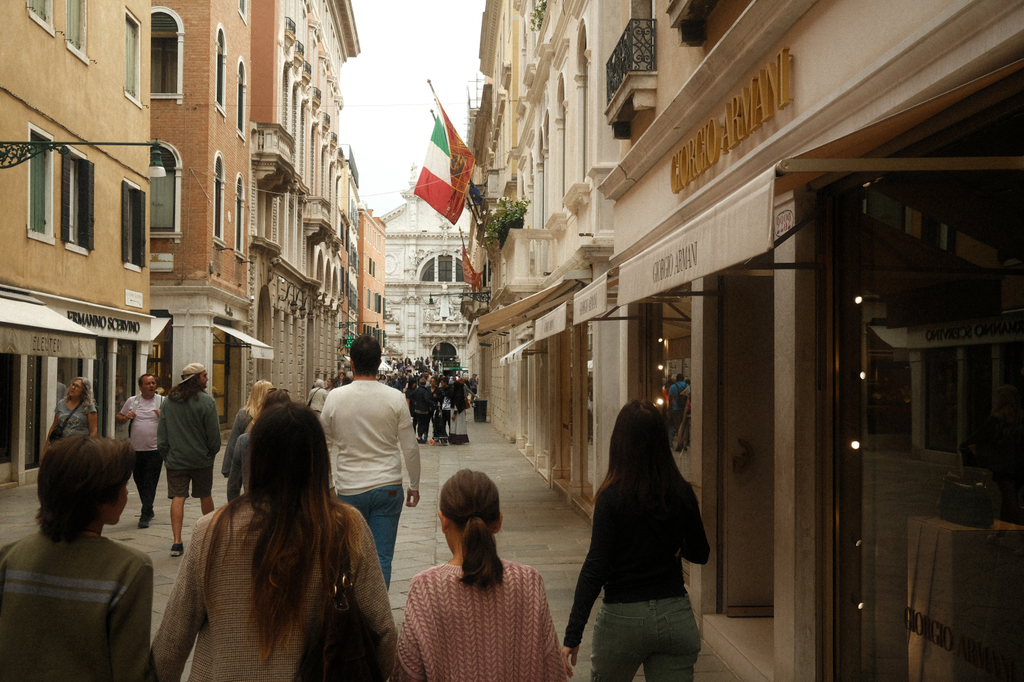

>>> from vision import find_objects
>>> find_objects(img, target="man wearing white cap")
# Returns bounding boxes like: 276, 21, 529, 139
157, 363, 221, 557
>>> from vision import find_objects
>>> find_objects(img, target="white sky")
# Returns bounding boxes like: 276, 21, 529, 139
336, 0, 487, 217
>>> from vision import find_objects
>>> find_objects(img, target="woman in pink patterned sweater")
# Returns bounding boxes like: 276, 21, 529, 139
393, 469, 566, 682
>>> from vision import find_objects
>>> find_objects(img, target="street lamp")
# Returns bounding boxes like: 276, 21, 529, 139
428, 290, 491, 305
0, 139, 167, 177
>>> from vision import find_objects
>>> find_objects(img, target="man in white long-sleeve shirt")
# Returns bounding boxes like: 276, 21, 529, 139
320, 334, 421, 588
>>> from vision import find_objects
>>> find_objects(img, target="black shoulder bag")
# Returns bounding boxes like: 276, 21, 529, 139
297, 550, 384, 682
49, 402, 82, 442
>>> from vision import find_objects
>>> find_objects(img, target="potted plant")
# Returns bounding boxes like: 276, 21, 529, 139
530, 0, 547, 31
484, 197, 530, 249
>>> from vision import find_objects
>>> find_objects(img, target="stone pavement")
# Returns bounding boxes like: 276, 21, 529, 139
0, 418, 740, 682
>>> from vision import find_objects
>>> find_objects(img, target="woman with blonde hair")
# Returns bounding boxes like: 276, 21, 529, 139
394, 469, 565, 682
153, 401, 396, 680
222, 380, 273, 501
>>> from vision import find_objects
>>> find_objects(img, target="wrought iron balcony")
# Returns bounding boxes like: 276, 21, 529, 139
323, 112, 331, 127
285, 17, 296, 35
606, 19, 656, 105
331, 132, 338, 145
313, 87, 322, 102
303, 61, 313, 77
295, 40, 305, 57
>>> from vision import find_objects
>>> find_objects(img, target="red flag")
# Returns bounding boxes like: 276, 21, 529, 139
462, 245, 483, 292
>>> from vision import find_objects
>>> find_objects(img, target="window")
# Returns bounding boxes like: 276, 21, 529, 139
124, 13, 140, 99
121, 181, 145, 267
66, 0, 85, 50
236, 62, 246, 133
456, 259, 465, 282
150, 146, 177, 231
29, 0, 51, 23
234, 176, 244, 250
151, 10, 179, 94
238, 0, 246, 18
438, 255, 453, 282
61, 154, 94, 249
215, 30, 226, 108
421, 258, 435, 282
214, 157, 224, 240
367, 289, 371, 310
28, 132, 52, 236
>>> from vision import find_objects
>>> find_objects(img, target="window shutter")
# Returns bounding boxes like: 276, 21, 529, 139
61, 156, 71, 243
122, 181, 131, 262
132, 188, 146, 267
152, 12, 178, 34
79, 160, 95, 250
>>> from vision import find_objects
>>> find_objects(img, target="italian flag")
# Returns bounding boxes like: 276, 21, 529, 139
414, 100, 475, 225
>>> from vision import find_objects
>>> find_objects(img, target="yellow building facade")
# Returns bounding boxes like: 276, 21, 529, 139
1, 0, 154, 486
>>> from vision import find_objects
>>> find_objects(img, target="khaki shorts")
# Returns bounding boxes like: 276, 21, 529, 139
166, 465, 214, 499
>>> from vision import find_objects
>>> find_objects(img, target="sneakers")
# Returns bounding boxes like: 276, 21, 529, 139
137, 516, 151, 529
171, 543, 184, 557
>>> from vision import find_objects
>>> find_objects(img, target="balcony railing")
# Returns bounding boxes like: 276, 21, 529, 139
606, 19, 656, 105
303, 61, 313, 77
295, 40, 305, 57
323, 113, 331, 127
313, 87, 322, 102
331, 132, 338, 145
285, 17, 296, 35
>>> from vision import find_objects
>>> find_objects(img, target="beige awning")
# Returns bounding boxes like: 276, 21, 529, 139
0, 295, 96, 359
775, 57, 1024, 193
149, 317, 171, 341
573, 273, 613, 324
477, 280, 580, 334
213, 323, 275, 360
499, 339, 535, 366
618, 168, 777, 307
535, 302, 568, 341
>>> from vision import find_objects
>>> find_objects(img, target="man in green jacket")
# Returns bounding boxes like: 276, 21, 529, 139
157, 363, 221, 557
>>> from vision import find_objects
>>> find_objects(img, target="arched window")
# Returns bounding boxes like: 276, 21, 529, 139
421, 258, 435, 282
215, 29, 226, 108
236, 61, 246, 133
151, 10, 182, 96
214, 156, 224, 240
234, 176, 244, 249
150, 145, 179, 231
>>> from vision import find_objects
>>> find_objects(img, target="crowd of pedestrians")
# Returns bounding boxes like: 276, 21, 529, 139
0, 335, 710, 682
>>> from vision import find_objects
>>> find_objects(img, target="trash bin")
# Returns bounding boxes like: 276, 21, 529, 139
473, 400, 488, 422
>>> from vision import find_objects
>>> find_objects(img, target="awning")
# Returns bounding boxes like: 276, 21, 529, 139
150, 317, 171, 342
535, 302, 568, 341
573, 273, 613, 324
775, 57, 1024, 193
476, 280, 581, 334
499, 339, 535, 366
618, 168, 777, 307
213, 324, 275, 360
0, 295, 96, 359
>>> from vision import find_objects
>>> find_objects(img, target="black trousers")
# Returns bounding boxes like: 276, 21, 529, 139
133, 449, 163, 518
413, 412, 431, 441
432, 410, 450, 440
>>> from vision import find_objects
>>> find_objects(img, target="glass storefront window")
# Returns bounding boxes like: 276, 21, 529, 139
115, 341, 136, 413
147, 323, 173, 396
836, 105, 1024, 680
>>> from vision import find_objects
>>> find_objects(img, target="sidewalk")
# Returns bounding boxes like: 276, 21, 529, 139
0, 419, 739, 682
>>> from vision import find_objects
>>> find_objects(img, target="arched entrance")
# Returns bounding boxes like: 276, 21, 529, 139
431, 342, 458, 367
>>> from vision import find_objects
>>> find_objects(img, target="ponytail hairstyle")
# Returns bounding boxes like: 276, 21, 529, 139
439, 469, 503, 589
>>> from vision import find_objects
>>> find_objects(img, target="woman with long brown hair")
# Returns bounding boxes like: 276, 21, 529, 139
562, 400, 710, 681
393, 469, 565, 682
152, 401, 396, 680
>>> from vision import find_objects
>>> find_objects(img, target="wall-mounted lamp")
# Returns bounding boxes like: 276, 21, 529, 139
0, 138, 167, 177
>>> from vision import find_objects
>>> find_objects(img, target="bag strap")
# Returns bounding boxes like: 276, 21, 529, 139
58, 401, 83, 430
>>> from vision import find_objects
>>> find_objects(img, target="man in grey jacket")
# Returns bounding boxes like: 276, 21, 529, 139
157, 363, 221, 557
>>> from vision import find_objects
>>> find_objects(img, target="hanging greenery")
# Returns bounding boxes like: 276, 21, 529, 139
530, 0, 547, 31
484, 197, 531, 249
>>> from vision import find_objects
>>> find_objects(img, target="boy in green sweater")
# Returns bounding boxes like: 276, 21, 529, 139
0, 436, 155, 682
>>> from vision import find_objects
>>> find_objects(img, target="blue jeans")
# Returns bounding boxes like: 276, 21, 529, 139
591, 596, 701, 682
337, 484, 404, 589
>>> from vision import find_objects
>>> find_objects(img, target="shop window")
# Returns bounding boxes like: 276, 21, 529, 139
0, 354, 12, 464
115, 341, 136, 414
147, 321, 173, 395
121, 180, 145, 266
835, 103, 1024, 679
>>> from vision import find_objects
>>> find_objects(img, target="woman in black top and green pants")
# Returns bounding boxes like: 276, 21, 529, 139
562, 400, 711, 681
